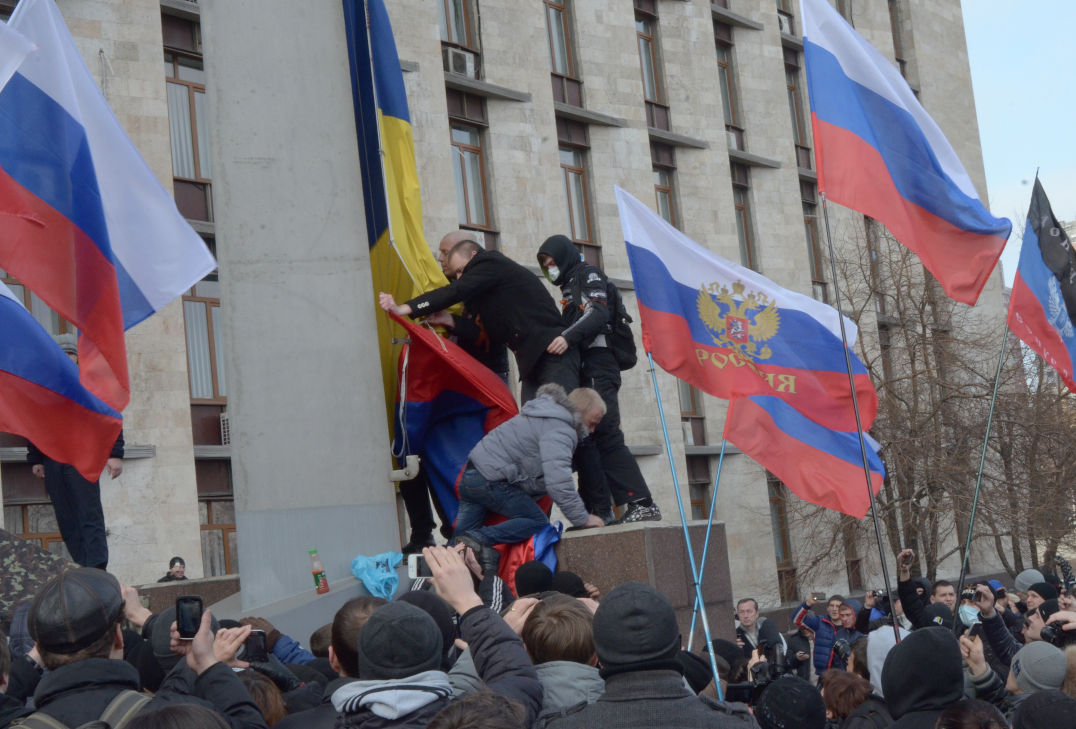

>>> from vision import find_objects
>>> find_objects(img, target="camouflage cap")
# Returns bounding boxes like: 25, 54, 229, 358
29, 568, 123, 654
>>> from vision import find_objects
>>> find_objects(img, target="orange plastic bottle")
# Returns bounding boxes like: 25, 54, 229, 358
309, 549, 330, 594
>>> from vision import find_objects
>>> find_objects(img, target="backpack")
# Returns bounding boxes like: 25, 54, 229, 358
570, 266, 637, 371
11, 690, 151, 729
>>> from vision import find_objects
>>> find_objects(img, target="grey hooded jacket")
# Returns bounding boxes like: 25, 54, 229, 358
468, 384, 590, 526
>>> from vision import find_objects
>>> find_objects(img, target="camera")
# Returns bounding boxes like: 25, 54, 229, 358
960, 588, 978, 602
1041, 623, 1076, 648
723, 639, 788, 706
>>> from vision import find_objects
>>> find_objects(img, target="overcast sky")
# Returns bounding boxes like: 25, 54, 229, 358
962, 0, 1075, 284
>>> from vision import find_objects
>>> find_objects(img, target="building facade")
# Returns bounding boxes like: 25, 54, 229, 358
0, 0, 1008, 608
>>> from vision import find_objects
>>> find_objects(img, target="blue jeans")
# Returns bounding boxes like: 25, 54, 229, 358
453, 467, 548, 546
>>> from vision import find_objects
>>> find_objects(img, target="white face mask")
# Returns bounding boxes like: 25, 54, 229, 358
544, 265, 560, 283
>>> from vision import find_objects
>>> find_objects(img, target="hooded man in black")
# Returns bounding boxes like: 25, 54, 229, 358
380, 239, 578, 402
535, 235, 660, 524
881, 626, 964, 729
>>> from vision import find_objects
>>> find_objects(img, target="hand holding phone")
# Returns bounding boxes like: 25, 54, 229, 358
176, 596, 203, 641
407, 553, 434, 579
243, 629, 269, 663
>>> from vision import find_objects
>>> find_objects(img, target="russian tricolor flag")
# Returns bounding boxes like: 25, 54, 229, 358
617, 187, 876, 433
0, 0, 215, 411
0, 282, 122, 480
801, 0, 1011, 306
724, 395, 884, 518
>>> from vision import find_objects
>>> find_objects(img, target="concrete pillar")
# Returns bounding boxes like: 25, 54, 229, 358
200, 0, 399, 610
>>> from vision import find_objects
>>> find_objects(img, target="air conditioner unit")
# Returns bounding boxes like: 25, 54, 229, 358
442, 47, 477, 78
726, 129, 743, 151
220, 412, 230, 446
777, 12, 793, 35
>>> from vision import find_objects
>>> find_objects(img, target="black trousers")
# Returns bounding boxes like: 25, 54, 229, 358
575, 348, 652, 511
43, 459, 108, 569
520, 348, 581, 403
399, 471, 452, 541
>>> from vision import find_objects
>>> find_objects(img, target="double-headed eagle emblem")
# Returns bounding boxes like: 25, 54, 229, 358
696, 281, 780, 360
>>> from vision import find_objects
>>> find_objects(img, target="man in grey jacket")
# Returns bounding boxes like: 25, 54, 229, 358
454, 384, 604, 556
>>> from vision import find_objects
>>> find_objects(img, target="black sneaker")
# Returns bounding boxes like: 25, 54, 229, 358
402, 535, 436, 555
454, 533, 500, 576
614, 502, 663, 524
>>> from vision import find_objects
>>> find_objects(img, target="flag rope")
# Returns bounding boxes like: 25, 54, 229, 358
686, 437, 728, 653
955, 326, 1010, 601
820, 194, 901, 642
647, 354, 723, 700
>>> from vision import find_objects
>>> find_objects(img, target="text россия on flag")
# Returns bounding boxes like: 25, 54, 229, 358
800, 0, 1010, 306
615, 186, 877, 433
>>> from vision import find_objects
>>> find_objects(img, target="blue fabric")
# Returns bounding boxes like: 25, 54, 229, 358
455, 469, 549, 546
271, 633, 316, 665
532, 522, 562, 573
351, 551, 403, 600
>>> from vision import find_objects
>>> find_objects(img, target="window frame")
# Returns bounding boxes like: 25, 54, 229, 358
450, 122, 493, 230
731, 164, 757, 270
164, 50, 211, 186
0, 270, 74, 335
182, 293, 226, 404
801, 181, 827, 302
438, 0, 479, 51
559, 146, 596, 257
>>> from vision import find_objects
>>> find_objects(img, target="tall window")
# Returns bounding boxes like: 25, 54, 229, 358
652, 143, 677, 225
635, 1, 669, 130
679, 382, 711, 520
438, 0, 477, 49
183, 279, 226, 403
714, 23, 743, 150
164, 17, 212, 223
776, 0, 796, 35
731, 164, 757, 270
545, 0, 583, 106
439, 0, 480, 77
768, 475, 799, 603
802, 181, 826, 302
1, 270, 72, 335
888, 0, 908, 77
785, 49, 811, 169
557, 118, 597, 263
446, 91, 492, 232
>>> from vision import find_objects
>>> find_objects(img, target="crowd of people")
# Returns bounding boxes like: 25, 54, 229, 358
3, 544, 1076, 729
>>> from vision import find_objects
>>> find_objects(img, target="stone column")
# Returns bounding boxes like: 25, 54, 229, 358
200, 0, 399, 610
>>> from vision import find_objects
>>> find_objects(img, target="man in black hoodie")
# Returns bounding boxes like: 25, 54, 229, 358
535, 235, 660, 524
379, 239, 578, 401
881, 626, 964, 729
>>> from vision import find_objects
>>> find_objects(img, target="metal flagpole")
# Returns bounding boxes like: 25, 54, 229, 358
819, 193, 901, 641
955, 327, 1010, 600
647, 354, 724, 700
686, 438, 728, 652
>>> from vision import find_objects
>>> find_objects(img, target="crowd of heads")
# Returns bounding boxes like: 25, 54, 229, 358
3, 548, 1076, 729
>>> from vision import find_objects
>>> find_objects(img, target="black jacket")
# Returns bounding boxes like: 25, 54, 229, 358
537, 235, 611, 349
840, 695, 893, 729
26, 430, 125, 466
539, 669, 757, 729
275, 676, 353, 729
19, 657, 267, 729
406, 250, 564, 378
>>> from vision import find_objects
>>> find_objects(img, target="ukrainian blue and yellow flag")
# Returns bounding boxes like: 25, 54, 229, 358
343, 0, 448, 429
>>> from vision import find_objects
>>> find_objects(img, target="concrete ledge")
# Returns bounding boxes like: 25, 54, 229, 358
444, 73, 531, 102
1, 445, 155, 462
711, 5, 764, 31
728, 148, 782, 169
554, 102, 627, 128
556, 522, 735, 642
648, 127, 709, 150
136, 575, 241, 614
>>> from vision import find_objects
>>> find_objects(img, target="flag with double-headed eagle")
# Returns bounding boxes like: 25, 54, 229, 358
615, 186, 876, 433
